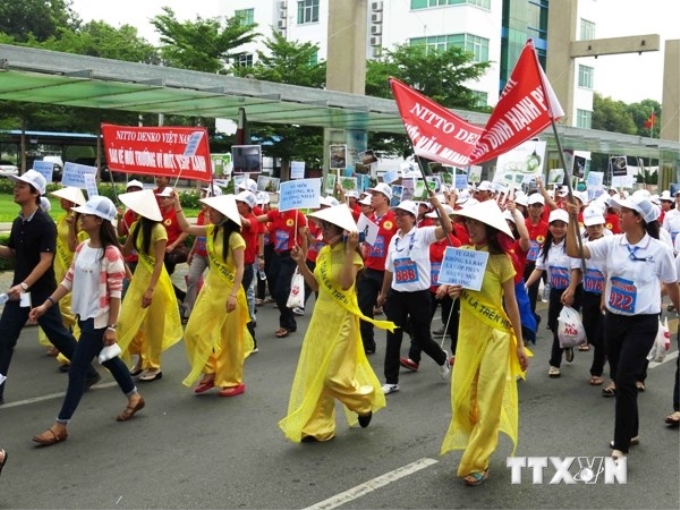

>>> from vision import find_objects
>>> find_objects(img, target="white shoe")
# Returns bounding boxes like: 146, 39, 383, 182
292, 307, 305, 316
439, 351, 451, 380
382, 383, 400, 395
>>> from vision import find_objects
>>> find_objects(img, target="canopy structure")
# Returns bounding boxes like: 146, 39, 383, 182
1, 43, 678, 163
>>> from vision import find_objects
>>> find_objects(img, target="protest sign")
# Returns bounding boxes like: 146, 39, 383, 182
183, 131, 204, 157
324, 173, 337, 195
232, 145, 261, 174
102, 124, 212, 181
357, 214, 379, 246
549, 168, 565, 186
468, 165, 482, 184
494, 139, 546, 187
279, 178, 321, 212
62, 162, 97, 189
356, 174, 371, 192
455, 173, 469, 190
438, 247, 490, 291
84, 173, 99, 198
330, 145, 347, 170
32, 161, 54, 183
257, 175, 280, 193
586, 171, 604, 188
383, 169, 400, 184
290, 161, 305, 179
339, 177, 358, 192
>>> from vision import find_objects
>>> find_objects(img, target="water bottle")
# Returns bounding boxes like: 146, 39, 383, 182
258, 269, 267, 281
0, 293, 8, 305
542, 282, 551, 302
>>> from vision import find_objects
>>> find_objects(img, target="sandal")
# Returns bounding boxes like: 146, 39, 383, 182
275, 328, 290, 338
0, 449, 7, 477
218, 383, 245, 397
602, 384, 616, 397
636, 381, 646, 392
463, 469, 489, 486
578, 344, 590, 351
32, 428, 68, 446
589, 375, 604, 386
116, 396, 145, 422
194, 378, 215, 394
665, 411, 680, 427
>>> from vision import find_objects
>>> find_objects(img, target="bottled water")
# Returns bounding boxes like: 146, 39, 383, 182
258, 270, 267, 281
542, 282, 551, 302
0, 293, 8, 305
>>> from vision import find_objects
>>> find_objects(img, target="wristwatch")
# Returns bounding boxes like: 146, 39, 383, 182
20, 282, 28, 291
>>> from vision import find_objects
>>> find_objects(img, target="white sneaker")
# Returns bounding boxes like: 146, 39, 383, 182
439, 352, 452, 381
382, 383, 400, 395
292, 307, 305, 316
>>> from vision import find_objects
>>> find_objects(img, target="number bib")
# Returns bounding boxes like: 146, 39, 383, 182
527, 240, 540, 262
431, 262, 441, 286
394, 258, 419, 284
366, 235, 385, 258
583, 268, 605, 294
549, 266, 570, 290
608, 276, 637, 314
274, 230, 290, 252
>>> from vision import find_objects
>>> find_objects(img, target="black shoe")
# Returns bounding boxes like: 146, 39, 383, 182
84, 371, 102, 390
358, 411, 373, 428
365, 343, 376, 355
58, 364, 70, 373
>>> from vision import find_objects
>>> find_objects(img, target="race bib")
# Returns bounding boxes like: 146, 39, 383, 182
274, 230, 290, 252
431, 262, 441, 286
608, 276, 637, 314
549, 266, 570, 290
527, 240, 540, 262
394, 258, 418, 284
366, 235, 385, 258
583, 268, 605, 294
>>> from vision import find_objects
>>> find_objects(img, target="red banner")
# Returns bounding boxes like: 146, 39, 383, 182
469, 40, 564, 165
390, 78, 483, 167
101, 124, 213, 182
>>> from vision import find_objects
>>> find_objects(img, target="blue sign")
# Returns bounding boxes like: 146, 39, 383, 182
438, 247, 489, 291
33, 161, 54, 183
62, 162, 97, 189
455, 174, 468, 190
279, 178, 321, 212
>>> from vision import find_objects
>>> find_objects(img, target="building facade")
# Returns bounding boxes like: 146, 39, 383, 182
220, 0, 598, 129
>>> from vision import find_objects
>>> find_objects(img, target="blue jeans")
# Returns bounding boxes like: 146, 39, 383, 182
57, 318, 136, 423
0, 298, 97, 401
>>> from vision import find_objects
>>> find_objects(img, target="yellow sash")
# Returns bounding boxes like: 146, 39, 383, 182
317, 247, 396, 332
206, 230, 236, 285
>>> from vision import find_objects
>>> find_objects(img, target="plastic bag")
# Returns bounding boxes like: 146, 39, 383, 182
557, 306, 587, 348
286, 268, 305, 309
98, 343, 122, 364
647, 317, 671, 362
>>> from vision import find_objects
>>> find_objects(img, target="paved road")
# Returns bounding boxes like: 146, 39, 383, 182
0, 281, 678, 509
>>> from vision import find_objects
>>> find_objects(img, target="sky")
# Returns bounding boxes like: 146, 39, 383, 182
69, 0, 679, 105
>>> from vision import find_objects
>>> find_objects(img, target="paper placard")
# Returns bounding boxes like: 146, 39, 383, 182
323, 173, 337, 195
468, 165, 482, 184
183, 131, 204, 157
290, 161, 305, 179
84, 173, 99, 197
62, 162, 97, 189
383, 169, 400, 184
257, 175, 280, 193
586, 171, 604, 188
438, 247, 490, 291
549, 168, 565, 186
454, 174, 468, 190
278, 178, 321, 212
339, 176, 357, 192
356, 214, 379, 246
356, 174, 371, 192
33, 161, 54, 183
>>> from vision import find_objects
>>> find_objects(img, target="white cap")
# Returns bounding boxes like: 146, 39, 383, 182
200, 195, 241, 226
366, 182, 393, 201
515, 193, 529, 207
238, 178, 258, 194
425, 204, 454, 218
476, 180, 493, 192
660, 190, 673, 201
548, 209, 570, 224
235, 191, 257, 209
119, 189, 163, 222
393, 200, 417, 217
503, 209, 516, 223
632, 189, 651, 199
582, 205, 605, 227
557, 185, 569, 197
202, 184, 223, 197
359, 195, 373, 206
9, 169, 46, 195
574, 191, 589, 206
50, 186, 86, 206
346, 190, 359, 199
528, 194, 545, 206
611, 195, 660, 224
156, 187, 174, 198
73, 196, 118, 222
126, 179, 144, 190
256, 191, 270, 205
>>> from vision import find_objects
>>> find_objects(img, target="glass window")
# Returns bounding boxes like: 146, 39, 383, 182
308, 50, 318, 66
237, 53, 254, 68
411, 0, 490, 9
580, 19, 596, 40
578, 65, 594, 89
234, 8, 255, 26
409, 33, 489, 62
297, 0, 319, 24
577, 109, 592, 129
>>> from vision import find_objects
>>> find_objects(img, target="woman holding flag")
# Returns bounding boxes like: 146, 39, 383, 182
279, 205, 394, 442
441, 200, 530, 486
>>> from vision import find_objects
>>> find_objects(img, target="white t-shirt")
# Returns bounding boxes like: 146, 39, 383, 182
662, 208, 680, 243
571, 237, 607, 295
385, 226, 437, 292
71, 243, 103, 321
535, 239, 572, 291
587, 233, 677, 315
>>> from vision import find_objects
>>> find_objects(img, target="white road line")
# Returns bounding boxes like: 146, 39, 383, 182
649, 349, 679, 369
303, 458, 439, 510
1, 382, 118, 409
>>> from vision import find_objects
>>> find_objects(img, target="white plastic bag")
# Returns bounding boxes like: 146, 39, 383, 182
557, 306, 587, 348
98, 343, 122, 364
286, 268, 305, 309
647, 317, 671, 362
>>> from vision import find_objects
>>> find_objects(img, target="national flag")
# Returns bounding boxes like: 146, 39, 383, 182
644, 112, 656, 129
468, 40, 564, 165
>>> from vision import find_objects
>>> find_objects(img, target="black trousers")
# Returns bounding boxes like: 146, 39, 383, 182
384, 289, 447, 384
357, 268, 384, 353
581, 291, 607, 377
408, 293, 459, 363
269, 251, 297, 331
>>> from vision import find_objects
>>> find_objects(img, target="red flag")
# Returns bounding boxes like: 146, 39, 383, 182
101, 124, 213, 182
468, 40, 564, 165
644, 112, 656, 129
390, 77, 483, 167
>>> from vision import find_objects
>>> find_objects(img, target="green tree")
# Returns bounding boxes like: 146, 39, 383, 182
365, 44, 491, 158
233, 31, 327, 174
592, 93, 637, 135
151, 7, 259, 73
0, 0, 78, 42
627, 98, 660, 137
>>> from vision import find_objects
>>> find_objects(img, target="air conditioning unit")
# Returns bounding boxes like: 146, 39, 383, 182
371, 12, 383, 23
278, 19, 287, 29
372, 1, 383, 11
370, 35, 382, 46
280, 0, 288, 10
280, 10, 287, 18
371, 25, 382, 35
372, 46, 382, 58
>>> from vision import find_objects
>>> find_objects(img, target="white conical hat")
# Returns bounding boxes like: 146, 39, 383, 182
453, 199, 514, 239
200, 195, 241, 227
119, 189, 162, 222
308, 204, 357, 233
50, 186, 86, 206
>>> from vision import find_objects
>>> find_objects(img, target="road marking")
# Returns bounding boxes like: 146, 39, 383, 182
303, 458, 438, 510
649, 349, 678, 369
0, 382, 118, 409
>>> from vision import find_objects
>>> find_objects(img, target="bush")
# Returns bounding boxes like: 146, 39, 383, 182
0, 233, 13, 271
